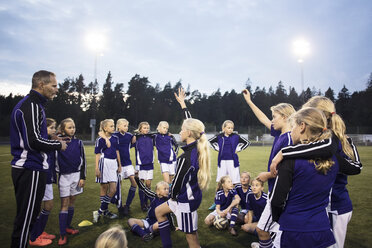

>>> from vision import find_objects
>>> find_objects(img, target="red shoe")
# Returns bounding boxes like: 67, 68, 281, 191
39, 232, 56, 240
29, 237, 52, 246
58, 236, 67, 246
66, 227, 79, 235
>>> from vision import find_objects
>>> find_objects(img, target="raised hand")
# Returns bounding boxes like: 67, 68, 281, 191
242, 89, 252, 103
174, 87, 187, 109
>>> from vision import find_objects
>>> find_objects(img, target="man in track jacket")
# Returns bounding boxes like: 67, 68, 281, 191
10, 70, 67, 248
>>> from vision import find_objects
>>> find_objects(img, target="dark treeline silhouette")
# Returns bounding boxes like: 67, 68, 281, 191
1, 72, 372, 138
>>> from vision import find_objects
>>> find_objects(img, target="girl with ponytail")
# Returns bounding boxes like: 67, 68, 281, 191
303, 96, 361, 247
155, 87, 210, 248
270, 96, 362, 248
270, 107, 355, 248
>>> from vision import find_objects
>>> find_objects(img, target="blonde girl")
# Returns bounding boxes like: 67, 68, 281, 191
128, 179, 170, 241
55, 118, 86, 245
93, 119, 122, 223
155, 121, 179, 184
155, 87, 211, 248
242, 179, 267, 234
270, 107, 340, 248
111, 118, 137, 216
242, 89, 295, 247
95, 225, 128, 248
271, 96, 362, 248
208, 120, 250, 210
205, 176, 241, 236
209, 120, 250, 184
133, 121, 156, 211
235, 171, 252, 224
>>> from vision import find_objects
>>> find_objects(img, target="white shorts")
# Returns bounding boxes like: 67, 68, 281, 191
139, 169, 153, 180
96, 158, 118, 183
59, 172, 83, 198
135, 165, 140, 172
209, 210, 233, 220
141, 219, 150, 229
120, 165, 135, 179
160, 161, 176, 175
240, 209, 248, 215
329, 211, 352, 248
257, 197, 281, 248
42, 183, 54, 201
168, 199, 198, 233
216, 160, 240, 184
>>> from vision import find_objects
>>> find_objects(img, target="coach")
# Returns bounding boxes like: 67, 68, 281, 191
10, 70, 67, 248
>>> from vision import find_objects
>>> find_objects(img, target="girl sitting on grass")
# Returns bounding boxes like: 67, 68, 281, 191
204, 175, 241, 236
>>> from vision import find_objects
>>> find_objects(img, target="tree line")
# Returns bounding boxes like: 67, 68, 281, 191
1, 72, 372, 138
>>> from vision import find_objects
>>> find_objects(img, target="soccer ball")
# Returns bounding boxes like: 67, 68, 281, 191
213, 215, 228, 230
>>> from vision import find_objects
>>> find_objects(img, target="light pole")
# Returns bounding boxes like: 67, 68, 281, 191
85, 31, 106, 142
85, 32, 106, 82
293, 38, 310, 102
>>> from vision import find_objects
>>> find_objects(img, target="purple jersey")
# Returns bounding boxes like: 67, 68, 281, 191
114, 131, 133, 166
235, 184, 251, 210
155, 133, 178, 163
215, 188, 238, 211
95, 136, 119, 159
56, 136, 86, 179
134, 134, 155, 170
247, 192, 267, 219
267, 125, 292, 192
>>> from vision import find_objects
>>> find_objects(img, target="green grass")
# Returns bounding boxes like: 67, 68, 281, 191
0, 145, 371, 247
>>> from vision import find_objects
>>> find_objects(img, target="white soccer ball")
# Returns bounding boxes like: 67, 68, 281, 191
213, 215, 228, 230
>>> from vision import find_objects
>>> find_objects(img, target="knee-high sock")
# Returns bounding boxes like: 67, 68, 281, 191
230, 207, 239, 227
158, 220, 172, 248
30, 209, 50, 241
99, 195, 111, 214
126, 186, 136, 207
111, 176, 122, 208
67, 207, 74, 228
59, 211, 68, 236
138, 188, 145, 207
131, 224, 147, 237
259, 238, 273, 248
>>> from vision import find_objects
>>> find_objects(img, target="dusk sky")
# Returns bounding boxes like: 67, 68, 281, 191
0, 0, 371, 96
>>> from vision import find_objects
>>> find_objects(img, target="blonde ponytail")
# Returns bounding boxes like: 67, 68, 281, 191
182, 118, 211, 190
329, 114, 355, 160
290, 107, 334, 174
303, 96, 355, 161
197, 133, 211, 190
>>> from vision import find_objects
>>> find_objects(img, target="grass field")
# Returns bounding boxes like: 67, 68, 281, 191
0, 145, 371, 248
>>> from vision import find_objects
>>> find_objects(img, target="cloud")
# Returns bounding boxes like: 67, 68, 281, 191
0, 80, 30, 96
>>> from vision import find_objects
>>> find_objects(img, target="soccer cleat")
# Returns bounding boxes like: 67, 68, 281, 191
58, 236, 67, 246
104, 211, 118, 219
93, 210, 100, 223
208, 203, 216, 211
228, 226, 238, 236
66, 227, 79, 235
142, 232, 153, 242
39, 231, 56, 240
29, 237, 52, 246
251, 242, 259, 248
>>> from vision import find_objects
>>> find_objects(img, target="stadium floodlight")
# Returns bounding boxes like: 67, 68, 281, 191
85, 31, 106, 82
293, 38, 310, 60
85, 32, 106, 52
292, 38, 310, 102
